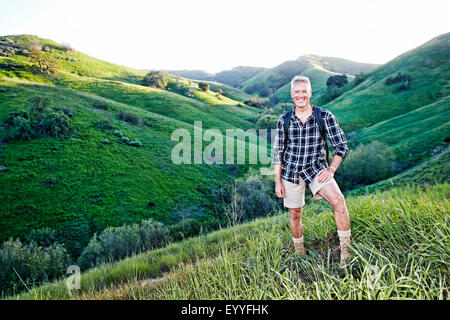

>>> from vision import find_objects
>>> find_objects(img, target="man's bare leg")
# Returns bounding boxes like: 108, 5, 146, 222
316, 182, 351, 265
289, 207, 306, 255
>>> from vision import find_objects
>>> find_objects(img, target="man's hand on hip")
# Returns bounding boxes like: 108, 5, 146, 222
317, 168, 334, 183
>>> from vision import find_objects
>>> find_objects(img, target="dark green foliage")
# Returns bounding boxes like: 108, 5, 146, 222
353, 72, 367, 86
256, 115, 278, 130
53, 107, 75, 118
335, 141, 396, 191
92, 100, 109, 110
326, 74, 348, 88
1, 110, 35, 141
198, 82, 210, 92
24, 228, 58, 248
95, 119, 114, 131
0, 238, 71, 295
244, 97, 271, 109
34, 110, 71, 138
166, 81, 189, 95
2, 96, 72, 141
385, 72, 412, 86
118, 110, 142, 126
142, 71, 168, 89
218, 173, 280, 225
77, 218, 171, 270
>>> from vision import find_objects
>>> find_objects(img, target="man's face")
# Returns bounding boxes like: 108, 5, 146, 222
291, 81, 312, 108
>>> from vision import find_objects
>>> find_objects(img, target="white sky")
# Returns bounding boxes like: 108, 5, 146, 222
1, 0, 449, 73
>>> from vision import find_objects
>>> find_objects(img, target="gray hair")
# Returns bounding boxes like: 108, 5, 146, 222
290, 75, 311, 91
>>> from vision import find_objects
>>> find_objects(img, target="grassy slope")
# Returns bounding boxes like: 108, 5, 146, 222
12, 183, 449, 300
325, 32, 450, 133
0, 35, 263, 255
353, 96, 450, 166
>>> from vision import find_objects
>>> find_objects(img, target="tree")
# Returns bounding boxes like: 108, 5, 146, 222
326, 74, 348, 88
29, 48, 58, 75
142, 71, 168, 89
198, 82, 209, 91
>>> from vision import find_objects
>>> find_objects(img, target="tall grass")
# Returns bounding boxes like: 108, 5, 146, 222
11, 183, 449, 300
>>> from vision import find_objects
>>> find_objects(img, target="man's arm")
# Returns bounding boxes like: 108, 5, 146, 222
317, 111, 348, 183
273, 115, 285, 198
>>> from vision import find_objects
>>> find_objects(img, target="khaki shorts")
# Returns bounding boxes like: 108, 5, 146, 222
282, 174, 337, 208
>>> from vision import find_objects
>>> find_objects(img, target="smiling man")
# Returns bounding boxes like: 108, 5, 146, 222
272, 75, 351, 266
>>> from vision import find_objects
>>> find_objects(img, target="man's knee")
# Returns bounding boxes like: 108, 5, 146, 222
331, 193, 347, 213
289, 207, 303, 221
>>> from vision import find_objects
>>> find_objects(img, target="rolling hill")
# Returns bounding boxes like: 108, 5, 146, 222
0, 35, 262, 257
168, 66, 266, 88
238, 54, 378, 102
322, 32, 450, 170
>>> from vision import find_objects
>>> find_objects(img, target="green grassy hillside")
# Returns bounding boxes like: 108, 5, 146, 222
0, 35, 262, 257
324, 32, 450, 133
353, 96, 450, 167
11, 183, 449, 300
169, 66, 266, 88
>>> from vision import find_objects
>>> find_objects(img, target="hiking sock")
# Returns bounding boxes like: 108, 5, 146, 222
292, 236, 306, 255
337, 229, 351, 265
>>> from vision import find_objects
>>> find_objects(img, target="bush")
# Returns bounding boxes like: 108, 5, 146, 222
77, 218, 171, 270
335, 141, 395, 191
118, 110, 142, 126
198, 82, 209, 91
166, 81, 189, 95
24, 228, 58, 248
244, 97, 271, 109
326, 74, 348, 88
53, 107, 75, 118
1, 110, 35, 141
29, 48, 58, 75
142, 71, 168, 89
256, 114, 278, 130
95, 119, 114, 131
220, 174, 279, 225
34, 110, 71, 138
92, 100, 109, 110
0, 238, 71, 295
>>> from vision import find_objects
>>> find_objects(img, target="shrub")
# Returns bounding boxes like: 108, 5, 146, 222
198, 82, 209, 91
220, 173, 279, 225
142, 71, 168, 89
118, 110, 142, 126
326, 74, 348, 88
244, 97, 271, 109
95, 119, 114, 131
34, 110, 71, 138
61, 42, 75, 53
335, 140, 395, 191
0, 238, 71, 295
166, 81, 189, 95
77, 219, 171, 270
92, 100, 109, 110
53, 107, 75, 118
29, 48, 58, 75
127, 140, 143, 147
256, 114, 278, 130
24, 228, 58, 248
1, 110, 35, 141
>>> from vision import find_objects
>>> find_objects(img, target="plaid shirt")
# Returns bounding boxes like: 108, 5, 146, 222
272, 106, 349, 185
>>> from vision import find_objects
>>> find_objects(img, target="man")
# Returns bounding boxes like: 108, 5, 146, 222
272, 75, 351, 265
